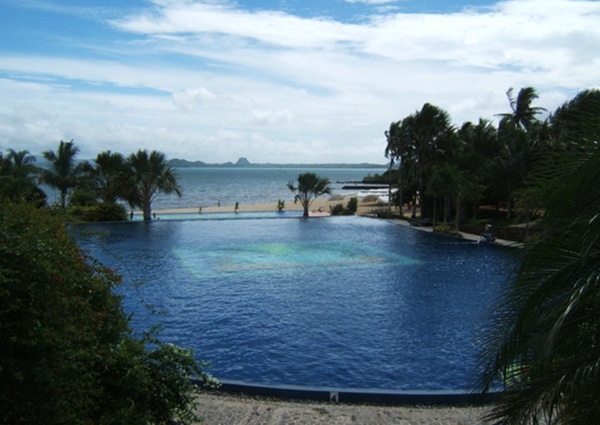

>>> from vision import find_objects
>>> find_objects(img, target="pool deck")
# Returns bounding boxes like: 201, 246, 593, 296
387, 217, 521, 248
194, 392, 490, 424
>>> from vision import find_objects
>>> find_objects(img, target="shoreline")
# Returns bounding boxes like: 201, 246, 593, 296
149, 195, 379, 216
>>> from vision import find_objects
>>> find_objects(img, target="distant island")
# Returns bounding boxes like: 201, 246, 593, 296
168, 157, 387, 169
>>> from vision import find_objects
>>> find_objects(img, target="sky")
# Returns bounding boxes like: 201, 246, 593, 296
0, 0, 599, 164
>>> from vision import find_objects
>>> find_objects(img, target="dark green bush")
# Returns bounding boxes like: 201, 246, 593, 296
329, 203, 345, 215
330, 197, 359, 216
0, 202, 212, 425
68, 202, 128, 222
346, 196, 358, 214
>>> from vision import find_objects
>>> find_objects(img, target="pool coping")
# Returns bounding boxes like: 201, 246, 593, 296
197, 379, 500, 406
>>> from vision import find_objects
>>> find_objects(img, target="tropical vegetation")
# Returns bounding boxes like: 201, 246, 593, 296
124, 149, 182, 221
380, 88, 600, 424
380, 87, 553, 230
477, 90, 600, 425
0, 202, 213, 425
0, 142, 181, 222
287, 172, 332, 217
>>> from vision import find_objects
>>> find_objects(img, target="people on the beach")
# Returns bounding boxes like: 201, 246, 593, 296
130, 211, 134, 220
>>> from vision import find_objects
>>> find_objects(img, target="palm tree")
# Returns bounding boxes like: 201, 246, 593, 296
497, 87, 546, 132
0, 149, 44, 204
125, 149, 182, 221
286, 172, 331, 217
385, 121, 403, 215
478, 94, 600, 425
40, 140, 82, 208
408, 103, 456, 219
493, 88, 547, 219
82, 150, 127, 204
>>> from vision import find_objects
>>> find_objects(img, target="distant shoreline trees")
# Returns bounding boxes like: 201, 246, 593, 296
1, 142, 181, 222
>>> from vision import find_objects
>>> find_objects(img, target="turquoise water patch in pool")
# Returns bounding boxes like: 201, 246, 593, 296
173, 241, 421, 279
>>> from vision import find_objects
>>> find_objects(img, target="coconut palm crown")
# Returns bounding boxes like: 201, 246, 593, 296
287, 172, 331, 217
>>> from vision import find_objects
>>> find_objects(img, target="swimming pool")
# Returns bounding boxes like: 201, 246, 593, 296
134, 210, 304, 221
76, 216, 514, 391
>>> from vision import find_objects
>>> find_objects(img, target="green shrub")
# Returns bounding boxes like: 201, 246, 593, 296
0, 202, 213, 425
433, 224, 463, 237
346, 196, 358, 214
330, 197, 359, 216
329, 203, 345, 215
68, 202, 128, 222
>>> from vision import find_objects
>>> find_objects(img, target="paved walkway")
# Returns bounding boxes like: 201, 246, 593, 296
194, 393, 490, 424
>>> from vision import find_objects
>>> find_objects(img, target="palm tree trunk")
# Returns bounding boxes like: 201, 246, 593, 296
143, 202, 152, 221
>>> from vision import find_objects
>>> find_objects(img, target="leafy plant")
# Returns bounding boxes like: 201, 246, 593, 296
0, 202, 214, 425
346, 196, 358, 214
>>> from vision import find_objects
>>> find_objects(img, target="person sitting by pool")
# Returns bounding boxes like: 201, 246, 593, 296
480, 224, 496, 243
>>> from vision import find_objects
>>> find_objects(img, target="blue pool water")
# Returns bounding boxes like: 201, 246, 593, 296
76, 216, 514, 391
136, 210, 304, 221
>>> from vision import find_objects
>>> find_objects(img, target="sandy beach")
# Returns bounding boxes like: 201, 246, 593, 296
193, 391, 490, 424
152, 194, 385, 217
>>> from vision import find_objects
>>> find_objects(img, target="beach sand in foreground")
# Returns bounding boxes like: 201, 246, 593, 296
193, 392, 489, 424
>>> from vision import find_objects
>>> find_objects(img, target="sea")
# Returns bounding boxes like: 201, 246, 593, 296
47, 167, 386, 211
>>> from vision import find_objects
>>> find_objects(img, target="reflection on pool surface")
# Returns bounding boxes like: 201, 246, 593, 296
76, 216, 514, 391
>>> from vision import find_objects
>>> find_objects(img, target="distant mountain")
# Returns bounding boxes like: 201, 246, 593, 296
236, 157, 251, 166
168, 157, 386, 169
168, 158, 207, 167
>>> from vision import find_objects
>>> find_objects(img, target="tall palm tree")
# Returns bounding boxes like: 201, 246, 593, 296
493, 88, 547, 219
286, 172, 331, 217
40, 140, 82, 208
125, 149, 182, 221
408, 103, 456, 219
478, 94, 600, 425
82, 150, 127, 204
497, 87, 546, 132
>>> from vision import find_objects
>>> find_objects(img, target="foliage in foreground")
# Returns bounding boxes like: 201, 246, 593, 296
0, 203, 213, 425
478, 94, 600, 425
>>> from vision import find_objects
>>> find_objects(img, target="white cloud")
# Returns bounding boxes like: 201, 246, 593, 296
172, 87, 216, 112
252, 109, 293, 125
0, 0, 598, 164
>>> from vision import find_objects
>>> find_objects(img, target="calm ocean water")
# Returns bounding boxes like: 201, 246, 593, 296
142, 167, 384, 211
42, 167, 385, 210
